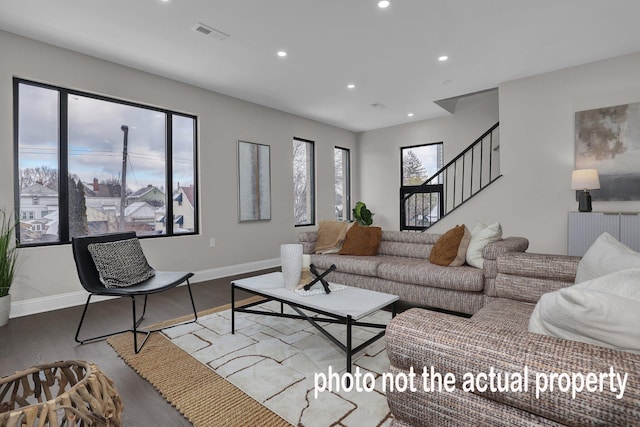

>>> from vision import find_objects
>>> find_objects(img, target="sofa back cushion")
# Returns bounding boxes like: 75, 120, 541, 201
376, 230, 439, 259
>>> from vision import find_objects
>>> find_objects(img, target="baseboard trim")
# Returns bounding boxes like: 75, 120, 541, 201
10, 258, 280, 319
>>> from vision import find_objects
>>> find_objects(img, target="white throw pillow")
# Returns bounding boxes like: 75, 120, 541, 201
575, 232, 640, 283
465, 222, 502, 269
528, 267, 640, 354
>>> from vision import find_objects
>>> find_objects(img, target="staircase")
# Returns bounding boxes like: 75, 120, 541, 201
400, 122, 501, 231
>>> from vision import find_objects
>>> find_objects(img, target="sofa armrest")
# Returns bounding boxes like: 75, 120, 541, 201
494, 252, 580, 303
483, 237, 529, 261
298, 231, 317, 254
482, 237, 529, 296
386, 308, 640, 426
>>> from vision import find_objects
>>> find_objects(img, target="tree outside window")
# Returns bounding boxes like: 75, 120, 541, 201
292, 138, 315, 226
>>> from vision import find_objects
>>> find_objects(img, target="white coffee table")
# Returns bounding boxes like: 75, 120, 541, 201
231, 271, 399, 374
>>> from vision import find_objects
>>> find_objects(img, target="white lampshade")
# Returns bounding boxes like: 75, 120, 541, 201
571, 169, 600, 190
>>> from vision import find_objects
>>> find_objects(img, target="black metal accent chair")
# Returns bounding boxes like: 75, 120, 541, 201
72, 232, 198, 353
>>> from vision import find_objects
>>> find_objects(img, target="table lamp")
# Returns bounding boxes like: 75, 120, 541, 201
570, 169, 600, 212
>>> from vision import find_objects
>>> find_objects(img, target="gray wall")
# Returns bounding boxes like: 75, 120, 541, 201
361, 52, 640, 254
357, 90, 500, 231
0, 31, 357, 306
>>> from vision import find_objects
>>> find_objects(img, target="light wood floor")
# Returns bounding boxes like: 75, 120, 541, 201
0, 269, 275, 426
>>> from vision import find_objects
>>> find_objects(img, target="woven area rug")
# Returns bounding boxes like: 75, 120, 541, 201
108, 298, 289, 427
109, 299, 394, 426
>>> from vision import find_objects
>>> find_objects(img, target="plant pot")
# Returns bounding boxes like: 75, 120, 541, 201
0, 294, 10, 327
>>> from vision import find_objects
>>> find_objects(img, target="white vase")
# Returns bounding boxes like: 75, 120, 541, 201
281, 244, 303, 290
0, 294, 10, 327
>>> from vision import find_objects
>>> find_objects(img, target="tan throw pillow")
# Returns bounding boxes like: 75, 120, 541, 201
315, 220, 349, 254
429, 225, 471, 267
338, 223, 382, 256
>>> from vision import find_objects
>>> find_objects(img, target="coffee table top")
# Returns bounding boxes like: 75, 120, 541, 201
232, 272, 398, 320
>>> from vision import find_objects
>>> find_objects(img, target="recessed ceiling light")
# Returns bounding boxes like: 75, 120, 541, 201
347, 84, 356, 89
378, 1, 390, 8
407, 113, 414, 117
438, 55, 449, 62
277, 50, 287, 57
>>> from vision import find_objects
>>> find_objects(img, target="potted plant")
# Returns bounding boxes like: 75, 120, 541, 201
0, 209, 18, 327
352, 201, 374, 226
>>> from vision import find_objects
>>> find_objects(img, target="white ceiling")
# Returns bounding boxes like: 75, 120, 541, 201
2, 0, 640, 132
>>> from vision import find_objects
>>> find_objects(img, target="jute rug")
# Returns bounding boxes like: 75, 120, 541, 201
108, 298, 289, 427
109, 298, 394, 427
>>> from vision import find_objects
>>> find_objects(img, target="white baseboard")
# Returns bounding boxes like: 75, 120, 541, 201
10, 258, 280, 319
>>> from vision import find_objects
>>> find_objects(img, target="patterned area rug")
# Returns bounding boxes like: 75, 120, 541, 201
163, 300, 394, 426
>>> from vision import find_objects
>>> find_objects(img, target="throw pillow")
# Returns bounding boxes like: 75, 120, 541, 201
575, 232, 640, 283
528, 267, 640, 354
315, 220, 349, 254
88, 238, 155, 288
429, 225, 471, 267
465, 222, 502, 269
338, 223, 382, 256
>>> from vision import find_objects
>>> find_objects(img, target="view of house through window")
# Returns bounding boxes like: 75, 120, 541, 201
334, 146, 350, 221
292, 137, 315, 226
401, 142, 443, 229
15, 79, 198, 245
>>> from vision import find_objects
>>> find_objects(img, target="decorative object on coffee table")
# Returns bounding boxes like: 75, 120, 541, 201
0, 360, 123, 426
280, 244, 303, 290
303, 263, 336, 293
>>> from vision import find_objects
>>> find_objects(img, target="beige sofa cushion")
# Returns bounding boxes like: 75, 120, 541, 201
377, 257, 484, 291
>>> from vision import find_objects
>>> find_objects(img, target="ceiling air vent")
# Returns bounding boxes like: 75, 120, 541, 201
371, 102, 386, 109
192, 23, 229, 41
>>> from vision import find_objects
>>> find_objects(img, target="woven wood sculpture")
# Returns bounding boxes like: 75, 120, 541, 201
0, 360, 123, 427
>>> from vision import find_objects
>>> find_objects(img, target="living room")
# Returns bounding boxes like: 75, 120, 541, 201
2, 1, 640, 425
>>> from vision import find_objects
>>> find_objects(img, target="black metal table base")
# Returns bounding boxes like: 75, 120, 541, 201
231, 284, 396, 374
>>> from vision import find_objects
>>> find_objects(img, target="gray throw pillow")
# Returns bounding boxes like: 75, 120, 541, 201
88, 238, 155, 288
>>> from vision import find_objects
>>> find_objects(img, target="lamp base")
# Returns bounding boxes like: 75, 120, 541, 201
578, 191, 592, 212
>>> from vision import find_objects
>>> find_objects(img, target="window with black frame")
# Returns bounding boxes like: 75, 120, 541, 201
292, 137, 315, 226
400, 142, 443, 230
14, 78, 198, 246
334, 146, 351, 221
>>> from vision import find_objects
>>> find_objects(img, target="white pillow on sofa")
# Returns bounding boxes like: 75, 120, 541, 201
465, 222, 502, 269
575, 232, 640, 283
528, 267, 640, 354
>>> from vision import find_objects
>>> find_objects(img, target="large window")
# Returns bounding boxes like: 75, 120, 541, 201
334, 146, 350, 221
14, 79, 198, 246
400, 143, 443, 229
292, 137, 315, 226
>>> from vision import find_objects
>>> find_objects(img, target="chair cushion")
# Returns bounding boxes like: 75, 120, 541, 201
88, 238, 155, 288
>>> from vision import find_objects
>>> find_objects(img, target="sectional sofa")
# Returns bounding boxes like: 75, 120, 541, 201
298, 230, 529, 315
385, 251, 640, 426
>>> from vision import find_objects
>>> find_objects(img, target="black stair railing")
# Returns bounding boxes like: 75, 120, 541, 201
400, 122, 501, 231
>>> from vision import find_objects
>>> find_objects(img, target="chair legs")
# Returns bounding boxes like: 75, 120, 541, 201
75, 280, 199, 354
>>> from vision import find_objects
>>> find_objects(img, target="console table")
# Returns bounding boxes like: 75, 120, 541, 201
568, 211, 640, 256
